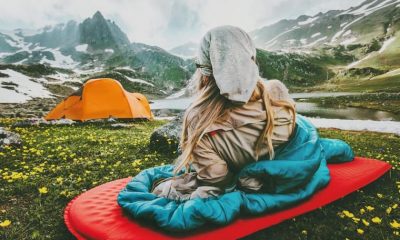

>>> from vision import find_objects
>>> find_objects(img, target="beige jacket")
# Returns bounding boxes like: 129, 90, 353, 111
152, 80, 295, 200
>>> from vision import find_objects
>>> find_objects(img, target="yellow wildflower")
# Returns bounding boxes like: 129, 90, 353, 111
393, 204, 398, 209
342, 210, 354, 218
390, 220, 400, 229
362, 219, 370, 226
371, 217, 382, 224
376, 193, 383, 198
386, 207, 392, 214
0, 219, 11, 227
38, 187, 48, 194
301, 230, 307, 235
357, 228, 364, 235
366, 206, 375, 211
359, 208, 365, 214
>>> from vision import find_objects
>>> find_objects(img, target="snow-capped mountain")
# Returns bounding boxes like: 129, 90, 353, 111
0, 11, 195, 105
0, 11, 193, 76
250, 0, 400, 51
1, 0, 399, 110
0, 11, 150, 68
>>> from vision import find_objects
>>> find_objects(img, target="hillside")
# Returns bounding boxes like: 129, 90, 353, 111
246, 0, 400, 92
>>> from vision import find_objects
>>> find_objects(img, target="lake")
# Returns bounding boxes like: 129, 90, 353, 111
150, 92, 400, 121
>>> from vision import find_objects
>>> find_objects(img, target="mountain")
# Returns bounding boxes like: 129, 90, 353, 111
79, 11, 130, 50
250, 0, 400, 51
0, 11, 194, 105
169, 42, 198, 59
1, 0, 400, 111
250, 0, 400, 92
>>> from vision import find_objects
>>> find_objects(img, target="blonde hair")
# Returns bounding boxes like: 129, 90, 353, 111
173, 71, 296, 174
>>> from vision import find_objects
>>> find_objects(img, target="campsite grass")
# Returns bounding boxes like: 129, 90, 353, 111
0, 118, 399, 240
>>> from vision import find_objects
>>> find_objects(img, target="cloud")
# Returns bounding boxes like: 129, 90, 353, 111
0, 0, 366, 49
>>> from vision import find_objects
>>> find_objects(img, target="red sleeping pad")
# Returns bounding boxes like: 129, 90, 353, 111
64, 157, 391, 240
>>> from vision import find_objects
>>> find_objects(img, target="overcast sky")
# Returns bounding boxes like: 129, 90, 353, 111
0, 0, 366, 49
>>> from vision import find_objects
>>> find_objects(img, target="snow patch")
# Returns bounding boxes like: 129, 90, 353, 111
105, 48, 114, 53
343, 30, 352, 36
286, 39, 297, 44
75, 44, 88, 52
304, 36, 327, 48
40, 48, 79, 69
4, 38, 18, 48
125, 76, 154, 87
379, 37, 396, 53
0, 69, 53, 103
307, 117, 400, 136
47, 72, 76, 83
298, 16, 319, 25
334, 0, 400, 43
311, 32, 321, 38
347, 0, 379, 15
347, 53, 373, 68
341, 36, 357, 46
264, 26, 300, 49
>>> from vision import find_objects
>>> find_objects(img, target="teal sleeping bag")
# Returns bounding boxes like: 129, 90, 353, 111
117, 115, 354, 232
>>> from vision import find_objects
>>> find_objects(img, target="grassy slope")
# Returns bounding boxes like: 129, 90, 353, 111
356, 32, 400, 70
0, 119, 399, 239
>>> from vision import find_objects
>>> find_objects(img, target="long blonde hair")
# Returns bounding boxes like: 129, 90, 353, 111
173, 71, 296, 174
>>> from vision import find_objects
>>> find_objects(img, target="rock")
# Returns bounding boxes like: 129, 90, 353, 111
13, 118, 77, 126
149, 112, 184, 154
0, 127, 22, 149
13, 118, 49, 127
107, 118, 117, 123
50, 119, 75, 125
110, 123, 131, 128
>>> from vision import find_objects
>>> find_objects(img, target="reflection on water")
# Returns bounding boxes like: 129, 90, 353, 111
150, 97, 400, 121
290, 92, 361, 99
295, 102, 400, 121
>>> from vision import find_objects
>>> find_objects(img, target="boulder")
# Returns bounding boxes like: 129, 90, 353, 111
0, 127, 22, 149
149, 112, 183, 154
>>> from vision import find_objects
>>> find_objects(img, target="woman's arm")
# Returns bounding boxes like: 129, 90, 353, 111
191, 134, 235, 190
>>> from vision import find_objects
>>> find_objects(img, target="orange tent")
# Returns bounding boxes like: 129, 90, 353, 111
45, 78, 153, 121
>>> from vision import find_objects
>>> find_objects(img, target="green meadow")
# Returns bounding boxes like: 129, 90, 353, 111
0, 118, 399, 240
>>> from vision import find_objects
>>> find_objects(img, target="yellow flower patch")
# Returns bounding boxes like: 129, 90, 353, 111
38, 187, 48, 194
0, 219, 11, 227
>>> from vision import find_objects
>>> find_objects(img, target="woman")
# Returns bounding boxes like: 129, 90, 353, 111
118, 25, 353, 231
151, 25, 297, 200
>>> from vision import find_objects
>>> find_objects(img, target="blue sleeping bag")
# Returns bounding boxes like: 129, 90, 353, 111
117, 115, 354, 232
